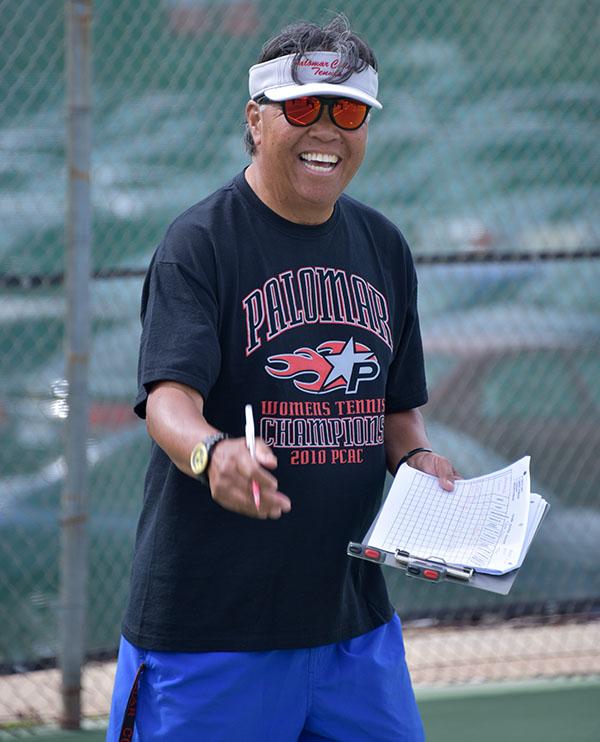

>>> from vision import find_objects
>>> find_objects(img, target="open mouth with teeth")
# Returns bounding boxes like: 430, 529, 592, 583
299, 152, 340, 173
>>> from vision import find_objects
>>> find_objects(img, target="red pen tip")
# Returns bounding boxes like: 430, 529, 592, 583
252, 480, 260, 509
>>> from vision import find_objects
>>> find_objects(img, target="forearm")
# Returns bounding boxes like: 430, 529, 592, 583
383, 408, 431, 474
384, 407, 457, 491
146, 381, 218, 477
145, 380, 290, 519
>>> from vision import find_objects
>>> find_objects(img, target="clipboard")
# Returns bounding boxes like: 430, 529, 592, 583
347, 492, 550, 595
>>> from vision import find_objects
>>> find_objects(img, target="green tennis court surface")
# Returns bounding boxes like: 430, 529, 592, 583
419, 679, 600, 742
7, 679, 598, 742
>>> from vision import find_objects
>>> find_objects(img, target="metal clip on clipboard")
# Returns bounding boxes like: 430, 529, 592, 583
394, 550, 473, 584
347, 542, 473, 585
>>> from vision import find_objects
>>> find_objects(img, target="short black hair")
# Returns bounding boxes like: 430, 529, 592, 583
244, 14, 378, 156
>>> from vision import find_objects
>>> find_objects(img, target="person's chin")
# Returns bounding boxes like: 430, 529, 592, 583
296, 171, 345, 201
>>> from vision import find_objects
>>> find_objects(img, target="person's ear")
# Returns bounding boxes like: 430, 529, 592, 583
246, 100, 263, 147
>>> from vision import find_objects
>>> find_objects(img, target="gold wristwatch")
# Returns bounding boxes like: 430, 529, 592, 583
190, 432, 228, 486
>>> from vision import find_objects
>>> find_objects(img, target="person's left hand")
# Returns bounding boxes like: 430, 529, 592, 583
407, 451, 461, 491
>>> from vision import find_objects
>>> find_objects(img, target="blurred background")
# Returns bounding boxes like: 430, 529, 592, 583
0, 0, 599, 737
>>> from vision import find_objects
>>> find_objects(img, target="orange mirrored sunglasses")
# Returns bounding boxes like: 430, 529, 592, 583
256, 95, 370, 131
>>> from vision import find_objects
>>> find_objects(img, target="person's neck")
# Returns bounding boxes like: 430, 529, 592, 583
245, 164, 334, 225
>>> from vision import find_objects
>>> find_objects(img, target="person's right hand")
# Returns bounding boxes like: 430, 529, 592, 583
207, 437, 291, 520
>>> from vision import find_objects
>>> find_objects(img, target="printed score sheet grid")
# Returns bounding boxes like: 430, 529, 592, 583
368, 458, 531, 574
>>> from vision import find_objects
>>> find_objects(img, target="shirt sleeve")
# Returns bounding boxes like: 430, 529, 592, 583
385, 275, 428, 413
134, 254, 221, 419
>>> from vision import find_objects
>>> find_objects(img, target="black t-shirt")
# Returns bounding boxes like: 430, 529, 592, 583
122, 170, 427, 652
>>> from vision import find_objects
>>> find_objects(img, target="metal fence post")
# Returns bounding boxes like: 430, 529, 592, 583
61, 0, 92, 729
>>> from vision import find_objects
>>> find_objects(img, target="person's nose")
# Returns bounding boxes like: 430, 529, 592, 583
307, 108, 341, 141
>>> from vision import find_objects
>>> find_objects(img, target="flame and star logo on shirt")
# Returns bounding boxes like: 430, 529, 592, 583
265, 337, 380, 395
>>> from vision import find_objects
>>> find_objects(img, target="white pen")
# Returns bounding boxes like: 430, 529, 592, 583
244, 404, 261, 509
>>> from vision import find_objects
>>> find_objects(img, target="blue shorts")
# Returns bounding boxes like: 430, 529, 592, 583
107, 614, 424, 741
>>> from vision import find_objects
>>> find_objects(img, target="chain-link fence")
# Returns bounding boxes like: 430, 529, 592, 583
1, 0, 599, 731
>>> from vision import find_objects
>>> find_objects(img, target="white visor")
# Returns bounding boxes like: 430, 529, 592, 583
249, 51, 382, 110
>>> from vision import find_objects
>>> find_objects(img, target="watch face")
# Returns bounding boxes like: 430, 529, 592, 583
190, 442, 208, 475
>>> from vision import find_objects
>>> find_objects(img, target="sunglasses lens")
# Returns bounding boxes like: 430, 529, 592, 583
331, 99, 369, 130
284, 97, 322, 126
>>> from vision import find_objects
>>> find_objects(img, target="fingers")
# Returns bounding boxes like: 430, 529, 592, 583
255, 439, 278, 470
438, 469, 456, 491
432, 456, 458, 491
409, 452, 459, 492
208, 437, 291, 519
256, 491, 292, 520
241, 454, 291, 519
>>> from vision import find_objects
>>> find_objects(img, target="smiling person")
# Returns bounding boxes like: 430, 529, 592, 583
106, 14, 457, 742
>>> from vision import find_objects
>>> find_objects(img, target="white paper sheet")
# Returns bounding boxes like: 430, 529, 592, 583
368, 457, 532, 574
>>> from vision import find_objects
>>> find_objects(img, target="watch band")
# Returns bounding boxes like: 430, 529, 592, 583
190, 432, 229, 485
395, 447, 433, 475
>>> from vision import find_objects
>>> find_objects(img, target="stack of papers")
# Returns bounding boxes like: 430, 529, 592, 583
368, 456, 547, 576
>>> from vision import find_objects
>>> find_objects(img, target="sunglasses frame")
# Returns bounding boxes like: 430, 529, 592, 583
255, 95, 371, 131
